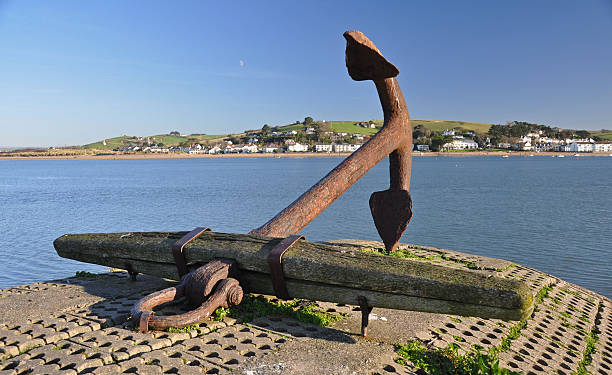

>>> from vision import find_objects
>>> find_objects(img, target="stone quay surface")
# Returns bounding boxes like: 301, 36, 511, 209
1, 241, 610, 375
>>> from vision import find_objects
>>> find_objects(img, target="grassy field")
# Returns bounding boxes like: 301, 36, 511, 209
592, 130, 612, 140
82, 136, 132, 150
410, 119, 492, 134
323, 119, 491, 135
328, 121, 380, 135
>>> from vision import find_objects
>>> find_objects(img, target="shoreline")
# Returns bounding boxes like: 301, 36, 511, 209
1, 151, 612, 161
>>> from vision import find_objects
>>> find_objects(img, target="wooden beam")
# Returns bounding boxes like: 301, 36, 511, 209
54, 231, 533, 321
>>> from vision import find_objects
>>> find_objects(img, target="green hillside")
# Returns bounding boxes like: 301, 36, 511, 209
592, 130, 612, 140
81, 119, 493, 150
327, 121, 380, 135
82, 134, 227, 150
276, 119, 490, 135
410, 119, 492, 134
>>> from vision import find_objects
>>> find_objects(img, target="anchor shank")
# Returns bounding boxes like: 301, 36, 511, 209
374, 78, 412, 192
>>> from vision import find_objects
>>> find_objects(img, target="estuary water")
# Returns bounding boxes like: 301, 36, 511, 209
0, 156, 610, 298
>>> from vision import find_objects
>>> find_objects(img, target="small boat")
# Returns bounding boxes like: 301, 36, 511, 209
574, 154, 580, 157
502, 155, 509, 158
558, 155, 565, 158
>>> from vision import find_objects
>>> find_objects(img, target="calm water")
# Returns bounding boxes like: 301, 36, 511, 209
1, 156, 610, 298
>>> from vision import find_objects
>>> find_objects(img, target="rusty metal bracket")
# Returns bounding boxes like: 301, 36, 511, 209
357, 295, 373, 336
131, 259, 242, 333
267, 235, 304, 300
172, 227, 211, 279
125, 263, 139, 281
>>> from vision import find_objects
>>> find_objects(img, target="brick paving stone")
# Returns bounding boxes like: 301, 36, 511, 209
91, 364, 122, 374
3, 250, 611, 375
139, 347, 230, 375
0, 346, 19, 361
28, 363, 61, 374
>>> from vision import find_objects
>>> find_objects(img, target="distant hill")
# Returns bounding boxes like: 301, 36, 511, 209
82, 134, 228, 150
80, 119, 494, 150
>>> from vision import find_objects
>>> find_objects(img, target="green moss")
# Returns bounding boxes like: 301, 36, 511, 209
496, 263, 517, 272
394, 341, 520, 375
495, 320, 527, 353
359, 246, 491, 272
449, 317, 462, 324
535, 285, 552, 304
572, 329, 599, 375
396, 284, 553, 373
213, 307, 230, 322
19, 344, 41, 355
227, 294, 345, 327
166, 324, 200, 333
360, 246, 439, 261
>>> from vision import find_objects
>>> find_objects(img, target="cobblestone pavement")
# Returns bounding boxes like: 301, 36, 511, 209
0, 242, 610, 374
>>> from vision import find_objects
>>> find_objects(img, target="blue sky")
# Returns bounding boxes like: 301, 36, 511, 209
1, 1, 611, 147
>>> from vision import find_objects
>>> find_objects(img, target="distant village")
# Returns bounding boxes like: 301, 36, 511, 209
111, 120, 612, 155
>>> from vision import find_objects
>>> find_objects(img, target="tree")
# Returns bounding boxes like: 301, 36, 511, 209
304, 116, 314, 125
261, 124, 271, 136
295, 130, 306, 143
575, 130, 591, 138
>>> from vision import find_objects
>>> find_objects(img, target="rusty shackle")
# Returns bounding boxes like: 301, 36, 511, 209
131, 259, 243, 332
251, 30, 413, 252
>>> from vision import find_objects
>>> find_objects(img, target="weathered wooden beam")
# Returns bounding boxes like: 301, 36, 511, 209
54, 231, 534, 321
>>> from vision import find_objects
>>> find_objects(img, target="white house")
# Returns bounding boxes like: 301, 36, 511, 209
263, 145, 278, 153
315, 144, 333, 152
555, 144, 571, 152
442, 129, 455, 136
569, 142, 594, 153
333, 144, 362, 153
242, 144, 259, 153
207, 146, 222, 154
416, 144, 430, 151
288, 143, 309, 152
443, 139, 478, 150
594, 142, 612, 153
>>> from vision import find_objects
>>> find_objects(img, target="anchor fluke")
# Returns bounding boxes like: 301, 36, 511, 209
369, 189, 413, 252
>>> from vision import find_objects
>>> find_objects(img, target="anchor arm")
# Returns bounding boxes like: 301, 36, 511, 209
250, 31, 413, 243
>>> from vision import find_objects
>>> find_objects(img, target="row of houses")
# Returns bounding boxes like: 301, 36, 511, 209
186, 142, 364, 154
566, 141, 612, 153
498, 139, 612, 152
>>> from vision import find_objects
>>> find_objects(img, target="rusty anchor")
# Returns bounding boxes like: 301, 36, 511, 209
131, 30, 413, 335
